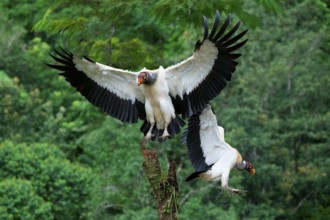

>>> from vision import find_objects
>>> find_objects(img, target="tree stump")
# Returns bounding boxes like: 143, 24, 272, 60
141, 146, 179, 220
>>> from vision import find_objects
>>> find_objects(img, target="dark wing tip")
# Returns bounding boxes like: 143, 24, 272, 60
225, 38, 248, 53
209, 10, 221, 40
215, 10, 220, 18
201, 11, 248, 46
46, 63, 68, 71
213, 13, 232, 42
202, 16, 209, 42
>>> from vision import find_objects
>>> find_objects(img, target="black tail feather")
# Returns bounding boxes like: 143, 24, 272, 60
139, 115, 185, 142
185, 171, 207, 182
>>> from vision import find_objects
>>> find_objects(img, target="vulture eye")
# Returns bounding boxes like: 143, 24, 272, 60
142, 72, 149, 81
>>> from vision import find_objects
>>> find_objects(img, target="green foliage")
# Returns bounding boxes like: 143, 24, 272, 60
0, 179, 53, 220
0, 141, 94, 219
109, 37, 159, 70
0, 71, 16, 88
180, 196, 239, 220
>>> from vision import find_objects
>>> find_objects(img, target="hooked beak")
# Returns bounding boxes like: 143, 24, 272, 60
250, 167, 256, 176
138, 76, 145, 86
138, 76, 143, 86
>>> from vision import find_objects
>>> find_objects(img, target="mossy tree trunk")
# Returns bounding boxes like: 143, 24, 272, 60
141, 146, 179, 220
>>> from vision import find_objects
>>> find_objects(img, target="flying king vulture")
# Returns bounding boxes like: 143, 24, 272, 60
47, 11, 248, 143
184, 104, 256, 194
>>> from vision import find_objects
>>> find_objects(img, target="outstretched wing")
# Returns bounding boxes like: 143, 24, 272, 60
165, 11, 248, 118
48, 47, 146, 123
184, 104, 230, 171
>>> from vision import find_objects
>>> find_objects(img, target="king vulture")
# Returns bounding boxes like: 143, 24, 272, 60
47, 11, 248, 143
184, 105, 255, 194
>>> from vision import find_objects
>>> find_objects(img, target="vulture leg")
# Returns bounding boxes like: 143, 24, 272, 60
141, 122, 155, 145
160, 123, 170, 140
223, 185, 248, 195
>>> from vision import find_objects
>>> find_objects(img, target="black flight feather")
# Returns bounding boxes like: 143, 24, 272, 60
202, 16, 209, 42
213, 14, 232, 41
186, 171, 207, 182
184, 112, 211, 172
209, 10, 220, 41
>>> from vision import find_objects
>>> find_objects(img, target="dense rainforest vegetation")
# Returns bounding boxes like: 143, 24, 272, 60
0, 0, 329, 219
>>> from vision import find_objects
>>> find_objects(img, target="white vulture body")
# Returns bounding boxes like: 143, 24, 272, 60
184, 105, 255, 194
47, 11, 248, 143
141, 67, 176, 139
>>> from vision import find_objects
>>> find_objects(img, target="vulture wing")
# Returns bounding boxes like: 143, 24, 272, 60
165, 11, 248, 118
184, 104, 231, 171
47, 47, 145, 123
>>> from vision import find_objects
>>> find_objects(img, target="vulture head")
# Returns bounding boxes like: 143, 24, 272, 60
138, 71, 157, 86
236, 160, 256, 176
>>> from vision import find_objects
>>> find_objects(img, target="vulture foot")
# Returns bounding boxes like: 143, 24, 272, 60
223, 186, 248, 195
141, 122, 155, 146
145, 132, 154, 141
160, 129, 170, 140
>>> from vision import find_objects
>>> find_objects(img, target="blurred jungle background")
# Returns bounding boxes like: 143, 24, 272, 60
0, 0, 329, 219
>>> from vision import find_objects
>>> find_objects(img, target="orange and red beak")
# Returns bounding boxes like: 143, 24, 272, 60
250, 167, 256, 176
138, 75, 144, 86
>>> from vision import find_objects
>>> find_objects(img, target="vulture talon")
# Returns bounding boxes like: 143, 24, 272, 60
160, 135, 169, 141
145, 132, 153, 141
223, 186, 248, 195
160, 130, 170, 140
233, 189, 248, 195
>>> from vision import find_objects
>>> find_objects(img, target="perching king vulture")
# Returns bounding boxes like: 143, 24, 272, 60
47, 11, 248, 143
184, 104, 256, 194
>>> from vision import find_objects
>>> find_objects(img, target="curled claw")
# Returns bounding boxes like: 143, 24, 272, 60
230, 188, 248, 195
223, 185, 248, 195
160, 131, 170, 140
